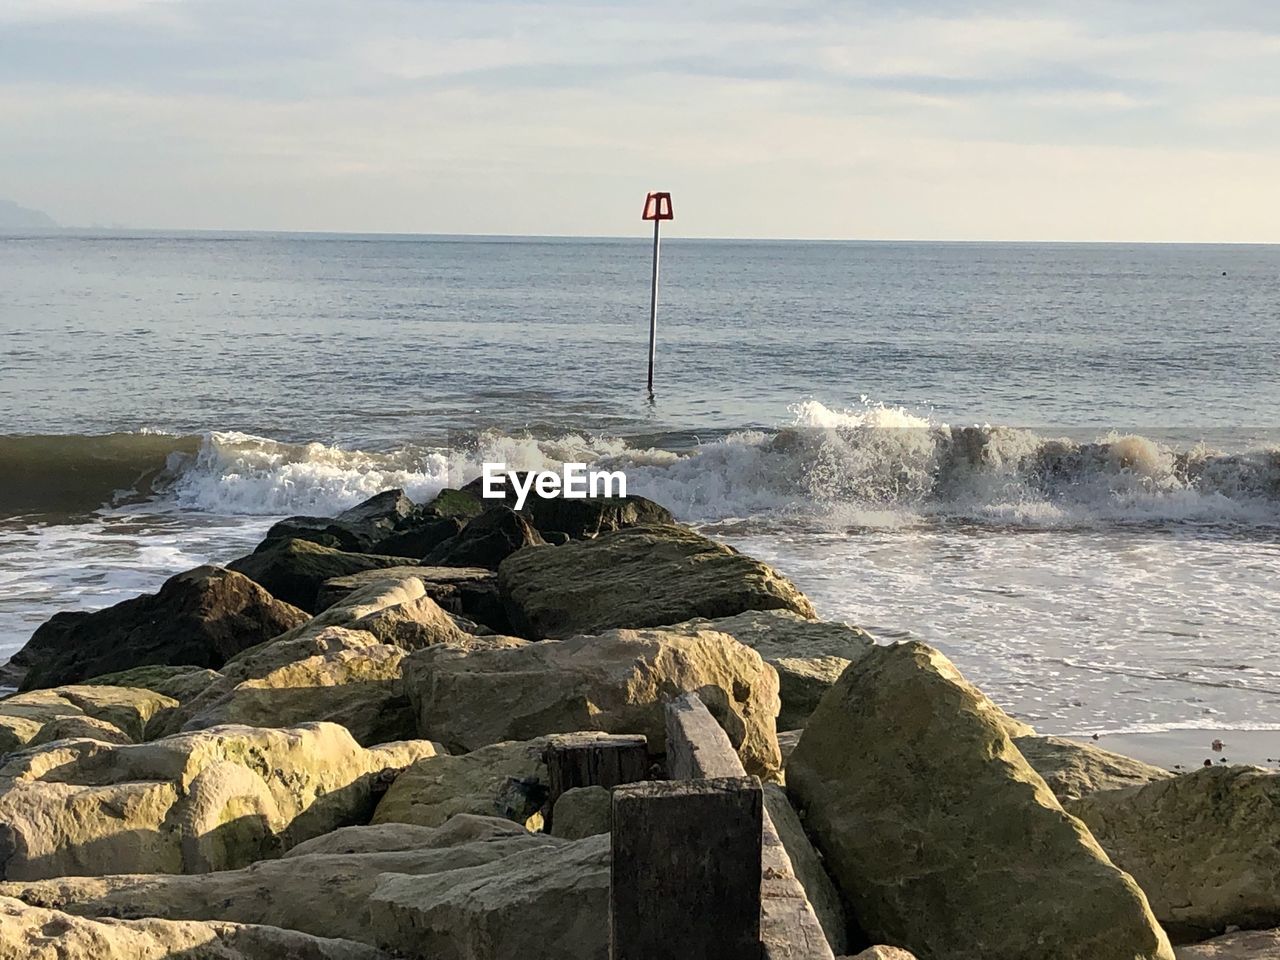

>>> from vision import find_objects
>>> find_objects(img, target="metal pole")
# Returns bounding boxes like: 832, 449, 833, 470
648, 218, 661, 399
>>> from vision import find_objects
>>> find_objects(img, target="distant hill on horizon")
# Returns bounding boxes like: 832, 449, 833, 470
0, 198, 58, 231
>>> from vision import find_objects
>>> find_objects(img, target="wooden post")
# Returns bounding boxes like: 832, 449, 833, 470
544, 733, 649, 830
611, 777, 764, 960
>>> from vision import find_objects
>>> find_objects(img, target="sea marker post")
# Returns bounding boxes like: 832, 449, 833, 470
642, 192, 674, 399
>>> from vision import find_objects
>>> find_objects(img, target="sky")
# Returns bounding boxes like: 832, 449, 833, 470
3, 1, 1280, 240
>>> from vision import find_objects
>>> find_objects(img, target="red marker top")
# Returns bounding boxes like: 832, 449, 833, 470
642, 192, 674, 221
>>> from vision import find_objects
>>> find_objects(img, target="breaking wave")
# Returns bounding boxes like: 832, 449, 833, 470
4, 401, 1280, 528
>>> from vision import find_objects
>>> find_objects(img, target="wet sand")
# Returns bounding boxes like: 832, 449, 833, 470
1072, 729, 1280, 773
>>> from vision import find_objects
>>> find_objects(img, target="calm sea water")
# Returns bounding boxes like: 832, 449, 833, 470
2, 232, 1280, 738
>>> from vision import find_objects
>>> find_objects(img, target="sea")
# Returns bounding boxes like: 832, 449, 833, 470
2, 231, 1279, 741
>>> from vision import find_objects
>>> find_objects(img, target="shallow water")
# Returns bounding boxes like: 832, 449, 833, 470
2, 233, 1279, 736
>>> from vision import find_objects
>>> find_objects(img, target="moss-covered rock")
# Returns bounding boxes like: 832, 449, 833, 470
0, 721, 437, 879
497, 524, 817, 639
228, 540, 412, 613
788, 642, 1172, 960
1016, 734, 1173, 803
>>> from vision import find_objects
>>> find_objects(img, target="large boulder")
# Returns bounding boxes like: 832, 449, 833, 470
423, 506, 547, 570
0, 896, 390, 960
1175, 929, 1280, 958
664, 610, 874, 728
0, 817, 561, 948
29, 715, 132, 747
228, 540, 413, 613
522, 494, 675, 540
0, 722, 436, 878
8, 567, 307, 691
368, 515, 464, 559
369, 833, 610, 960
788, 642, 1173, 960
497, 525, 816, 639
1016, 735, 1173, 803
1067, 765, 1280, 940
404, 626, 781, 778
549, 786, 611, 840
0, 685, 179, 754
317, 565, 509, 633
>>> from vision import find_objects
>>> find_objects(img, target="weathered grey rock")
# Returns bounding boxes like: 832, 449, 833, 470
778, 729, 802, 769
228, 540, 413, 613
29, 715, 132, 747
498, 525, 816, 639
765, 783, 848, 955
9, 567, 307, 691
285, 814, 531, 857
842, 949, 918, 960
788, 642, 1172, 960
372, 735, 631, 830
0, 819, 560, 949
368, 515, 464, 559
551, 786, 611, 839
0, 722, 436, 878
369, 833, 610, 960
423, 506, 548, 570
1175, 929, 1280, 958
0, 896, 390, 960
1016, 734, 1173, 802
405, 626, 781, 778
1067, 765, 1280, 940
315, 565, 507, 632
664, 610, 874, 729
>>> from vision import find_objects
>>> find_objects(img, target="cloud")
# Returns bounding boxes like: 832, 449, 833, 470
1, 0, 1278, 238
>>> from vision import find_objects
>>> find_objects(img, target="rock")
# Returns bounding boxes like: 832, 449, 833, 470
0, 685, 178, 754
427, 487, 486, 520
182, 637, 415, 746
521, 494, 675, 540
228, 540, 413, 613
550, 786, 611, 839
1067, 765, 1280, 940
405, 626, 781, 778
0, 819, 561, 948
1016, 735, 1173, 802
497, 524, 816, 639
257, 491, 416, 555
316, 565, 507, 632
423, 506, 547, 570
0, 896, 390, 960
284, 814, 530, 857
29, 715, 132, 747
0, 721, 436, 878
368, 515, 463, 559
155, 576, 482, 742
788, 642, 1172, 960
764, 783, 848, 955
10, 567, 308, 691
842, 949, 919, 960
369, 833, 610, 960
83, 665, 222, 704
373, 736, 557, 829
663, 610, 874, 728
1175, 929, 1280, 958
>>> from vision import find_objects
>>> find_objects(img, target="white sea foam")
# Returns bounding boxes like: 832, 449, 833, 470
127, 399, 1280, 530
